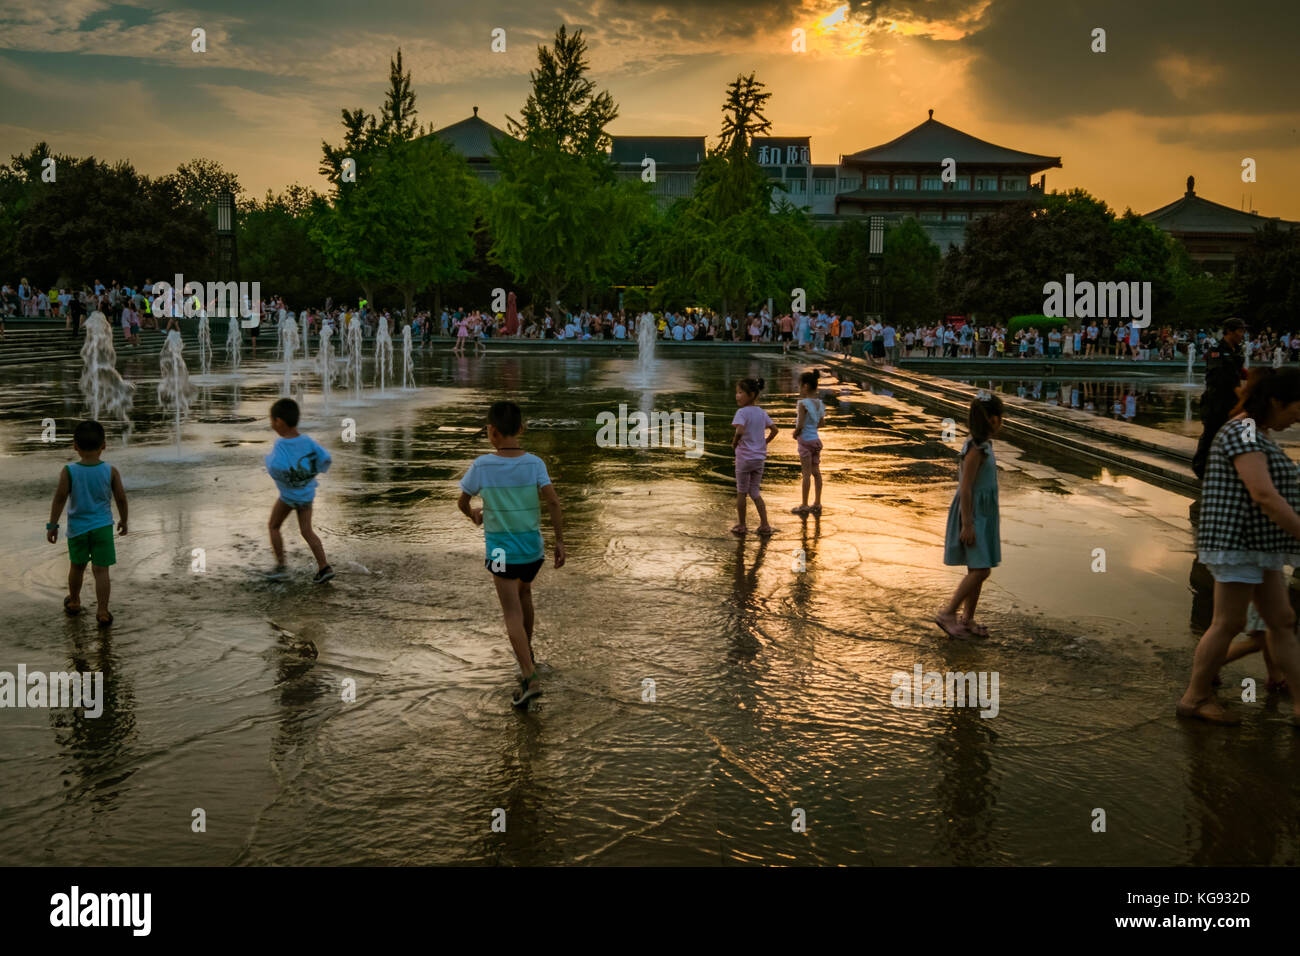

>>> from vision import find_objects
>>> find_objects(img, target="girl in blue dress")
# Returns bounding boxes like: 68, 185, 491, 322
936, 393, 1004, 638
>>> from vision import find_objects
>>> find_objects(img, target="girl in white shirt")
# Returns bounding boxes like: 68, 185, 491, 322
792, 370, 826, 514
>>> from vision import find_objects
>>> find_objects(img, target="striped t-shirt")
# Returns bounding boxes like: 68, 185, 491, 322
459, 452, 552, 563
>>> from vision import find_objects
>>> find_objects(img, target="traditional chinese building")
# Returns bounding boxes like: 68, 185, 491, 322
835, 111, 1061, 250
1142, 176, 1298, 272
428, 106, 512, 182
431, 108, 1065, 254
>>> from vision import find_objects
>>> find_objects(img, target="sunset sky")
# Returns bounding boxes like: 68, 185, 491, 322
1, 0, 1296, 218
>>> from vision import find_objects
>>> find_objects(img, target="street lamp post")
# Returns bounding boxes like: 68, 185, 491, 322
215, 191, 239, 284
867, 215, 884, 323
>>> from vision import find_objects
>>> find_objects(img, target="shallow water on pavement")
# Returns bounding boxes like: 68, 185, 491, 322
955, 374, 1203, 437
1, 347, 1298, 865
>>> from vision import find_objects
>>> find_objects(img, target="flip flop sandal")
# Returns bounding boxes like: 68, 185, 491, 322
1175, 700, 1241, 725
934, 615, 969, 638
96, 612, 114, 629
730, 526, 748, 536
63, 596, 83, 617
966, 622, 990, 637
756, 527, 776, 536
511, 671, 542, 708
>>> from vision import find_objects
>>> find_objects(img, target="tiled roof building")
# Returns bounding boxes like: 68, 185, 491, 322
1143, 176, 1297, 271
427, 107, 512, 181
835, 111, 1061, 251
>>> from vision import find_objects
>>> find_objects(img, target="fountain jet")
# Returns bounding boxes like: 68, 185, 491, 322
226, 314, 242, 372
157, 330, 196, 453
375, 316, 393, 393
401, 324, 415, 389
79, 311, 134, 430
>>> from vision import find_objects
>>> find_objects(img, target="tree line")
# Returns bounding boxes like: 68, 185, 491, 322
0, 26, 1294, 330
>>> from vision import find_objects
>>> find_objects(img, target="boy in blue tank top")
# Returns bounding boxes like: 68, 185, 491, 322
47, 420, 128, 626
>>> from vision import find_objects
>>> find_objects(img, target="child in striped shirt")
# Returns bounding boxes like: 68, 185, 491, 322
458, 401, 566, 707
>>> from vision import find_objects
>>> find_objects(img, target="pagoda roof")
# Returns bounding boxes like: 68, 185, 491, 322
844, 113, 1061, 170
1143, 177, 1297, 235
610, 135, 707, 166
428, 108, 512, 161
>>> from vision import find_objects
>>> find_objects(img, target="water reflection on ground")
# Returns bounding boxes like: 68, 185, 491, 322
1, 350, 1298, 866
957, 375, 1201, 437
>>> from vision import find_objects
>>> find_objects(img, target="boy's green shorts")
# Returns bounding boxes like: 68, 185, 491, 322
68, 525, 116, 567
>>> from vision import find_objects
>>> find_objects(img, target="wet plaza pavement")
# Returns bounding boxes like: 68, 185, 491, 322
1, 348, 1298, 865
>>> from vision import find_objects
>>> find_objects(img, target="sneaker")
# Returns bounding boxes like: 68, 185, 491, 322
313, 565, 335, 584
266, 565, 290, 581
511, 674, 542, 708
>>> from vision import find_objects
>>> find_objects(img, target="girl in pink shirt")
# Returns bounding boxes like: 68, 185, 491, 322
731, 377, 778, 536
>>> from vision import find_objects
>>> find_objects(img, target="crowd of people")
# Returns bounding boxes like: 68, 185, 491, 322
7, 277, 1300, 374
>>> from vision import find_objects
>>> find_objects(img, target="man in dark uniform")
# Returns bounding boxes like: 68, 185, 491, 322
1192, 317, 1247, 480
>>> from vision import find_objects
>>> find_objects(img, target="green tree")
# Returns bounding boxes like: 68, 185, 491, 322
882, 217, 940, 324
817, 219, 871, 316
1230, 222, 1300, 330
654, 74, 823, 316
313, 48, 477, 314
488, 26, 650, 319
379, 49, 420, 142
3, 144, 208, 288
239, 184, 350, 306
159, 158, 243, 212
939, 189, 1182, 324
508, 25, 617, 156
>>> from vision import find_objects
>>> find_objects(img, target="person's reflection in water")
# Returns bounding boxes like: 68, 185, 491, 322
497, 358, 521, 395
483, 712, 547, 865
728, 535, 770, 665
930, 702, 1000, 865
52, 622, 136, 809
789, 512, 821, 612
784, 512, 823, 681
269, 626, 327, 771
1180, 718, 1300, 864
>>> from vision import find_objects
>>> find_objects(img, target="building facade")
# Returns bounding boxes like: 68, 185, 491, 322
436, 108, 1064, 252
610, 136, 706, 207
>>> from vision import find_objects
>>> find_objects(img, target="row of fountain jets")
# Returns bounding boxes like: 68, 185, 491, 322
79, 311, 419, 440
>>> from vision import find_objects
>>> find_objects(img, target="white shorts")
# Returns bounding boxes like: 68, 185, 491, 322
1205, 563, 1268, 585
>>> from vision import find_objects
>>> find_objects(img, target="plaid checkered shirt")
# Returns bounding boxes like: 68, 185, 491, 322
1197, 417, 1300, 565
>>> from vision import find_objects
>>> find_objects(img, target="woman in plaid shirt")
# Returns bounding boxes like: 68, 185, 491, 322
1178, 368, 1300, 725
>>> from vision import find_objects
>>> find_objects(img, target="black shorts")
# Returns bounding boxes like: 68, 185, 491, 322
780, 331, 793, 341
486, 557, 544, 583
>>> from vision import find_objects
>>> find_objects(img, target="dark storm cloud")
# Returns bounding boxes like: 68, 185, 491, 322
1153, 123, 1300, 152
961, 0, 1300, 120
